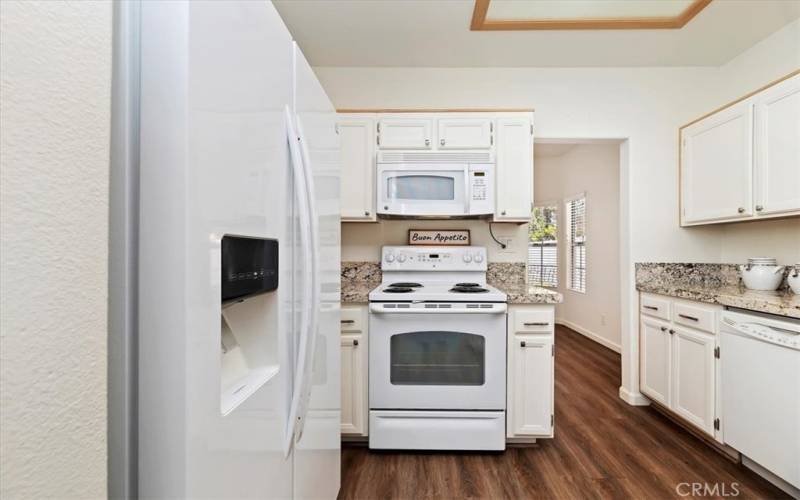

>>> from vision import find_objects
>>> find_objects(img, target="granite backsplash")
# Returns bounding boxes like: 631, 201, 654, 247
635, 262, 793, 291
341, 261, 528, 285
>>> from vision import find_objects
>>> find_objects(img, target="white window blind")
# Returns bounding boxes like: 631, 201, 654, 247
566, 195, 586, 293
527, 205, 558, 287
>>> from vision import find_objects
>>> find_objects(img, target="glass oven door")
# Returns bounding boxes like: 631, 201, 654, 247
391, 331, 485, 386
369, 310, 506, 410
376, 164, 468, 216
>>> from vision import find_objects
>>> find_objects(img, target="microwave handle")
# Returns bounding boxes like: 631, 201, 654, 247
464, 165, 470, 214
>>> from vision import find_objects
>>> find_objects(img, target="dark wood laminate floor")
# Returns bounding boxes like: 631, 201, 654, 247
339, 325, 788, 500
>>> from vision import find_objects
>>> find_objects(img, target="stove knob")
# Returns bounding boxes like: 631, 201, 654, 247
474, 253, 484, 263
385, 253, 395, 263
463, 254, 473, 263
397, 254, 407, 263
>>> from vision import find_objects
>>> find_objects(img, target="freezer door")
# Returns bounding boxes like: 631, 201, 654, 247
291, 43, 342, 500
138, 2, 295, 498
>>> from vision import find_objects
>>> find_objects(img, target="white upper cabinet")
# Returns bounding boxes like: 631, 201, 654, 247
494, 116, 533, 222
681, 100, 753, 225
753, 74, 800, 217
338, 115, 376, 221
680, 73, 800, 226
377, 118, 432, 149
437, 118, 493, 149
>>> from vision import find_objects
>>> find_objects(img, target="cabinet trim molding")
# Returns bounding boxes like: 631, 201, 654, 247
679, 69, 800, 130
471, 0, 712, 31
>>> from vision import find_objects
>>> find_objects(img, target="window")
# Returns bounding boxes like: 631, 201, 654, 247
527, 204, 558, 287
565, 195, 586, 293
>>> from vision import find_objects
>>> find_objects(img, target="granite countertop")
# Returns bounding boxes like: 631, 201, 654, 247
491, 283, 563, 305
341, 280, 381, 304
340, 261, 563, 305
636, 263, 800, 319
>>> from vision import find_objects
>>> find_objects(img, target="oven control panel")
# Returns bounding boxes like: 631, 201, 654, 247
381, 246, 487, 271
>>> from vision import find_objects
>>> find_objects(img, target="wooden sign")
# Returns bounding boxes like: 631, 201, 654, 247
408, 229, 471, 246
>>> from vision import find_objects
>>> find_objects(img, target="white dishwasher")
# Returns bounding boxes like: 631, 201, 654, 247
720, 309, 800, 492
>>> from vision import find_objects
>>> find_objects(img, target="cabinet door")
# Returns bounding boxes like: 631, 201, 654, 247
494, 117, 533, 222
508, 335, 553, 437
754, 74, 800, 217
340, 334, 366, 435
378, 118, 432, 149
671, 326, 715, 436
338, 116, 376, 221
437, 118, 492, 149
639, 317, 671, 407
681, 101, 754, 225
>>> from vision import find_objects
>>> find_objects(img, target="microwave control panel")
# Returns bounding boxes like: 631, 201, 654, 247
468, 164, 494, 215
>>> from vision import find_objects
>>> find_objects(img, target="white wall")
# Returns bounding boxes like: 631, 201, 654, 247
319, 18, 800, 404
0, 2, 111, 497
535, 144, 621, 351
342, 219, 527, 262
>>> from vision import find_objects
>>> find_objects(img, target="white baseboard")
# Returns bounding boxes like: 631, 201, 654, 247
555, 318, 621, 353
619, 386, 650, 406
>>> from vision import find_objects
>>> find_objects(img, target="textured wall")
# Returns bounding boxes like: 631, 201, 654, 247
0, 1, 111, 497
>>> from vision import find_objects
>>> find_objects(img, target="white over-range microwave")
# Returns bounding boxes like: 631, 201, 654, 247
376, 151, 494, 218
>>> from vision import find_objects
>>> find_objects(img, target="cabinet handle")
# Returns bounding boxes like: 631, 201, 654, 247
440, 139, 446, 146
353, 339, 359, 347
520, 341, 543, 348
669, 329, 675, 335
660, 326, 667, 332
755, 205, 764, 212
737, 207, 745, 213
524, 322, 549, 326
364, 210, 370, 216
425, 138, 430, 146
643, 305, 658, 311
341, 319, 355, 324
501, 210, 507, 216
678, 314, 699, 322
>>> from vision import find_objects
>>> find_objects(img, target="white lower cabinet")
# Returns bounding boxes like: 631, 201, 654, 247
507, 305, 554, 439
340, 305, 368, 436
671, 326, 716, 435
639, 293, 720, 439
640, 316, 672, 407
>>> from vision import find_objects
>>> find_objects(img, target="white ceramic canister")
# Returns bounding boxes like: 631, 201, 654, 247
788, 264, 800, 295
739, 261, 785, 291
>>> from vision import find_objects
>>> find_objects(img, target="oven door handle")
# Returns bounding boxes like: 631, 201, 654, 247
369, 304, 507, 314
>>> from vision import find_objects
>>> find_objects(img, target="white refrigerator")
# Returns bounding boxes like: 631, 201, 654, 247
137, 1, 341, 498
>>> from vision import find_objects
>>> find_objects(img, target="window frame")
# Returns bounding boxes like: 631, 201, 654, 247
527, 200, 559, 288
565, 193, 587, 294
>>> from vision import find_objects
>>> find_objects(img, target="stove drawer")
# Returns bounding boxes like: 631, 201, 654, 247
513, 308, 555, 333
369, 410, 506, 450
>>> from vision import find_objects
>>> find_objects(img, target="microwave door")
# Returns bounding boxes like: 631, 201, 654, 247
379, 164, 467, 216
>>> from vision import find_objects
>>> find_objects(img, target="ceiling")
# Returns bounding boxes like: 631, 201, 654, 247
273, 0, 800, 67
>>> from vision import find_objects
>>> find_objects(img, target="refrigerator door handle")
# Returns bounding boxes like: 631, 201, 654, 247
292, 115, 321, 443
283, 105, 313, 457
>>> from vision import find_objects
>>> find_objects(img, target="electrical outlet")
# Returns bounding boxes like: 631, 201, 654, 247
601, 314, 607, 326
500, 237, 513, 251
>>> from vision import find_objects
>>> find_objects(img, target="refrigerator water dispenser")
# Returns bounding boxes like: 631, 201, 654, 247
219, 235, 280, 416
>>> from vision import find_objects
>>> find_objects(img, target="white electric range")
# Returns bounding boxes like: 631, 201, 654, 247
368, 246, 508, 451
